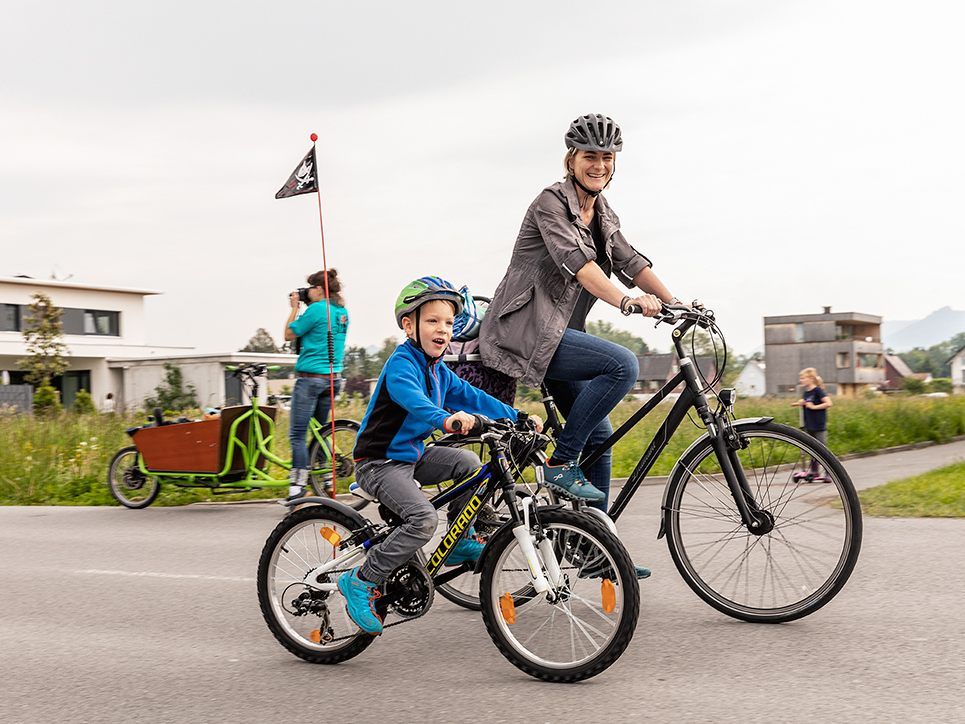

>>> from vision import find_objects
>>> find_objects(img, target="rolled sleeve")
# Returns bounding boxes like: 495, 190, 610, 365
288, 304, 319, 337
532, 194, 595, 279
611, 229, 652, 288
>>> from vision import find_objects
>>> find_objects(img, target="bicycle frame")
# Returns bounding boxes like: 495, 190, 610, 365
134, 388, 335, 491
302, 436, 547, 593
543, 316, 769, 531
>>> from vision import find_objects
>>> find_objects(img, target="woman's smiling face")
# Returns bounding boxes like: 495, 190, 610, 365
569, 149, 614, 193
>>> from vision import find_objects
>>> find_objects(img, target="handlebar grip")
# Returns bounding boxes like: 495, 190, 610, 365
451, 420, 462, 432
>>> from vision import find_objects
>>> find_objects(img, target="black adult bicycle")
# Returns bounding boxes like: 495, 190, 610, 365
257, 415, 640, 683
537, 301, 863, 624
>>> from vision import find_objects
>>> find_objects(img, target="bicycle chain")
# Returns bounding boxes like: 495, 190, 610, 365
303, 568, 433, 643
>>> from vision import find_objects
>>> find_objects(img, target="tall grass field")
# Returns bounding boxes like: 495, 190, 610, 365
1, 395, 962, 506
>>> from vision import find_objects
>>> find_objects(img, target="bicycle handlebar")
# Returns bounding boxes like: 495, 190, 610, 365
626, 301, 714, 329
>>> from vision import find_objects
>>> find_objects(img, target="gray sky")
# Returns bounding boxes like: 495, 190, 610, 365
2, 0, 963, 356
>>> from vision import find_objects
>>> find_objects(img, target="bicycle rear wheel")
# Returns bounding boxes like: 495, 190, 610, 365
664, 420, 862, 623
479, 508, 639, 682
257, 505, 375, 664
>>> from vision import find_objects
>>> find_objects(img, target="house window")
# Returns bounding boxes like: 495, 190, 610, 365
858, 353, 882, 368
62, 308, 120, 336
836, 352, 850, 368
0, 304, 20, 331
793, 324, 805, 343
83, 310, 119, 336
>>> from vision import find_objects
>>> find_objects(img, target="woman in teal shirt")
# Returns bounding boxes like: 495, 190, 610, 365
283, 268, 349, 501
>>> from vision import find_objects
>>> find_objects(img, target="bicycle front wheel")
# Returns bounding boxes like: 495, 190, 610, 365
107, 446, 160, 509
664, 420, 862, 623
479, 508, 639, 682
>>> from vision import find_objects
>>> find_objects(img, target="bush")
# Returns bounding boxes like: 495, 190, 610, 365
72, 390, 96, 415
929, 378, 953, 394
32, 385, 62, 415
903, 378, 927, 394
144, 363, 199, 412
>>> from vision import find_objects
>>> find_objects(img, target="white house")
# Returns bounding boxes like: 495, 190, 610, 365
948, 346, 965, 395
734, 359, 766, 398
1, 276, 294, 410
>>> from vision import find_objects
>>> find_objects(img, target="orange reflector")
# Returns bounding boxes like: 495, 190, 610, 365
499, 592, 516, 625
319, 527, 341, 546
601, 579, 616, 614
309, 629, 322, 644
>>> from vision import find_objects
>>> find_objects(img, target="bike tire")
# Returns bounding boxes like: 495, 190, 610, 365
479, 508, 640, 683
664, 420, 862, 623
107, 446, 160, 509
307, 419, 368, 511
257, 505, 376, 664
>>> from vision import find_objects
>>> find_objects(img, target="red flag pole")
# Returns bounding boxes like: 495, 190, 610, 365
309, 132, 339, 500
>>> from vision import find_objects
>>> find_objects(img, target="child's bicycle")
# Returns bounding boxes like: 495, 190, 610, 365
257, 414, 640, 683
106, 364, 361, 509
536, 301, 862, 623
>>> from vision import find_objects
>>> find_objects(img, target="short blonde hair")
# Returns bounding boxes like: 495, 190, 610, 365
800, 367, 823, 386
562, 148, 578, 179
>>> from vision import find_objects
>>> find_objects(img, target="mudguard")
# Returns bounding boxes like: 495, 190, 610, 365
280, 496, 369, 528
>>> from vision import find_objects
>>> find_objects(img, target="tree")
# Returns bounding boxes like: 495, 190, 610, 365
144, 363, 199, 412
239, 328, 279, 353
585, 321, 649, 355
18, 293, 69, 387
376, 337, 399, 369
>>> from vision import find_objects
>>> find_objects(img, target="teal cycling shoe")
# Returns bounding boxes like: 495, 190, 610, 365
541, 462, 605, 502
337, 567, 383, 635
445, 529, 485, 566
634, 565, 652, 579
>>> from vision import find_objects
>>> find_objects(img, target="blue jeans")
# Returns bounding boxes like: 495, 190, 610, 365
544, 329, 639, 509
289, 376, 344, 470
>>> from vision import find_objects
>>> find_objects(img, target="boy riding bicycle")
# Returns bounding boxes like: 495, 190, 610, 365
339, 277, 567, 634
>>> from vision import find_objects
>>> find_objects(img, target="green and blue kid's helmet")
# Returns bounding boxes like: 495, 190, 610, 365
394, 276, 465, 329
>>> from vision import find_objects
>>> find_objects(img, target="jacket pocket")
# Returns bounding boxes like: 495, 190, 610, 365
497, 285, 534, 318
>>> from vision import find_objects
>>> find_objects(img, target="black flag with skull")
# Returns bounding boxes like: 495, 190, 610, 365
275, 145, 318, 199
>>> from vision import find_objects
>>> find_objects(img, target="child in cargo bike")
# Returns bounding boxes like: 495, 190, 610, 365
340, 276, 558, 635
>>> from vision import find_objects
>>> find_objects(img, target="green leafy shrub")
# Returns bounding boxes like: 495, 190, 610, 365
32, 385, 62, 415
72, 390, 96, 415
929, 378, 953, 394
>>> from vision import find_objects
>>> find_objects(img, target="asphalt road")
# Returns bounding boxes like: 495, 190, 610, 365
1, 442, 963, 723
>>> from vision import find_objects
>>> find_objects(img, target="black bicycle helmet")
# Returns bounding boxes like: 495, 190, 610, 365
565, 114, 623, 152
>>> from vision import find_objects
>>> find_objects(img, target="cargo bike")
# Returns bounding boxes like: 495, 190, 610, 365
106, 363, 360, 508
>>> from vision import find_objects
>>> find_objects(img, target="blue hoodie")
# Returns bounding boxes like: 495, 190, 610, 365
354, 340, 518, 463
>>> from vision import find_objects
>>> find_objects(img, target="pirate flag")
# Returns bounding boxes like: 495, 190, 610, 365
275, 144, 318, 199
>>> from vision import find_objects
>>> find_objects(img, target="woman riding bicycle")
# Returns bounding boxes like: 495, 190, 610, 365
283, 268, 349, 503
480, 114, 683, 576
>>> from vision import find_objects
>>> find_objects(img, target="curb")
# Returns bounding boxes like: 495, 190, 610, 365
607, 434, 965, 490
191, 435, 965, 504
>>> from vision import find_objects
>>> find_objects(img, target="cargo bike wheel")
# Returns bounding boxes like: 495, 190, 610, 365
107, 446, 161, 509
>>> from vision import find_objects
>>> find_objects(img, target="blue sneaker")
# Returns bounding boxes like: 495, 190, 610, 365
541, 462, 605, 502
445, 528, 485, 566
337, 567, 383, 635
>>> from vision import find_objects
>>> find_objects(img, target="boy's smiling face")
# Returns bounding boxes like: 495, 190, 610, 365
402, 299, 455, 357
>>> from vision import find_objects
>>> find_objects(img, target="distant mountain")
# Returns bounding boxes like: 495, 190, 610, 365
883, 307, 965, 351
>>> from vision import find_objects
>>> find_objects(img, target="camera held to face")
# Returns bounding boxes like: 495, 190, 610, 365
296, 287, 312, 304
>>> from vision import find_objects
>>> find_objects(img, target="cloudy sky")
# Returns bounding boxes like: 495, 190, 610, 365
2, 0, 962, 356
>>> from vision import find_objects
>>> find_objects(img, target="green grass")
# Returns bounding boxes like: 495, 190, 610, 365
1, 394, 963, 506
859, 462, 965, 517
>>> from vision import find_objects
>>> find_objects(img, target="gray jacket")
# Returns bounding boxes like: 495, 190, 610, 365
479, 180, 652, 386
